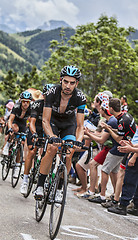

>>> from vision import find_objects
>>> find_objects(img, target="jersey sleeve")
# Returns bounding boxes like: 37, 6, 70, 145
11, 103, 20, 115
31, 101, 39, 119
117, 119, 126, 137
44, 86, 56, 108
76, 90, 86, 114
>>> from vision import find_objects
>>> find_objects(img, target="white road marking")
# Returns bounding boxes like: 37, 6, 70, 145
61, 226, 99, 238
21, 233, 37, 240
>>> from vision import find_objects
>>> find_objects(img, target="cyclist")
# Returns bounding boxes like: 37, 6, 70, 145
4, 91, 32, 176
20, 85, 53, 195
35, 65, 86, 199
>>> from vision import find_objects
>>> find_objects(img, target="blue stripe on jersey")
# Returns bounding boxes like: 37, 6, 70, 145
77, 104, 86, 110
62, 135, 76, 141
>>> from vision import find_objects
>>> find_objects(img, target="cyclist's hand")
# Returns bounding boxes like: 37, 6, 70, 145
7, 128, 14, 136
49, 137, 62, 146
73, 140, 83, 150
31, 133, 38, 142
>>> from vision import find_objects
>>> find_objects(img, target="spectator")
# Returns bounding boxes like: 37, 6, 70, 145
108, 140, 138, 216
88, 98, 136, 204
72, 92, 108, 195
120, 95, 128, 112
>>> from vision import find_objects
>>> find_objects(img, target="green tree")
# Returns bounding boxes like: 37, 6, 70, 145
40, 15, 138, 122
2, 70, 19, 101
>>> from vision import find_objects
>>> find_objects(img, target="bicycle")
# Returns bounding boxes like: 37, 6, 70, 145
35, 139, 88, 240
1, 132, 27, 188
23, 137, 46, 198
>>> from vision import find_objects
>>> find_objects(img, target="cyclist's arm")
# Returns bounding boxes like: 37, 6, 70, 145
30, 117, 37, 134
42, 107, 56, 137
76, 112, 85, 142
8, 113, 15, 129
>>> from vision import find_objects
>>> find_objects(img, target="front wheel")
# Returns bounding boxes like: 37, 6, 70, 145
49, 165, 67, 240
11, 145, 23, 188
1, 156, 11, 180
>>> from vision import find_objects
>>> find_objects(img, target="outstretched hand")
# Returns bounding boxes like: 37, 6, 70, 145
118, 140, 133, 153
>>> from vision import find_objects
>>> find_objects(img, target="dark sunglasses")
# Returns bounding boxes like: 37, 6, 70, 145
21, 100, 30, 104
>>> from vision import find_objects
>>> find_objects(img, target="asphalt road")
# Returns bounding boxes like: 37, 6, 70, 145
0, 158, 138, 240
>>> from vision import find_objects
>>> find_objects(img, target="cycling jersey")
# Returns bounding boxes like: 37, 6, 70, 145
116, 112, 136, 140
44, 84, 86, 119
31, 99, 44, 129
11, 102, 31, 132
44, 84, 86, 141
27, 99, 44, 146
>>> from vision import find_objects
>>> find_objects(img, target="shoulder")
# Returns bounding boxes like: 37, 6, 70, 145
12, 102, 21, 110
75, 88, 86, 102
31, 99, 43, 110
46, 84, 60, 97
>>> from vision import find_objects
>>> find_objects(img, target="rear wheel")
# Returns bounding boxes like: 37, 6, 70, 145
49, 165, 67, 240
11, 145, 23, 188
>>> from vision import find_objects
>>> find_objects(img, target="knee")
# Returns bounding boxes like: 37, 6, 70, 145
90, 160, 97, 169
47, 144, 57, 154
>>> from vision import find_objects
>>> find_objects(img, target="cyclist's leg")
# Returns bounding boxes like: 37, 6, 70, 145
20, 130, 36, 194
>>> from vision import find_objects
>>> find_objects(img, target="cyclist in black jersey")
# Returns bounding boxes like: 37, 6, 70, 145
3, 91, 32, 157
20, 86, 54, 195
35, 65, 86, 199
8, 91, 32, 135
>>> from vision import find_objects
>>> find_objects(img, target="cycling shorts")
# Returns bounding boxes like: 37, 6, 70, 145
27, 128, 44, 146
13, 120, 27, 133
50, 116, 76, 141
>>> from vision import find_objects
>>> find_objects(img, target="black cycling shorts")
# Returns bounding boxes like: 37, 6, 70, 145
13, 120, 27, 133
27, 128, 44, 146
50, 116, 76, 141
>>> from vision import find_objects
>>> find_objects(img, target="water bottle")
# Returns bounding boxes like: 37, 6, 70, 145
50, 168, 56, 184
35, 155, 41, 167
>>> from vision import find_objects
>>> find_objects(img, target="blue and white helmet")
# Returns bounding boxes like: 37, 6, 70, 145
20, 91, 32, 101
60, 65, 81, 81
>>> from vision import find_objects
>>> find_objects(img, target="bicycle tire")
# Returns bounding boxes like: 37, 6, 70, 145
11, 145, 23, 188
23, 170, 34, 198
1, 156, 11, 180
35, 177, 49, 222
49, 164, 67, 240
24, 157, 39, 198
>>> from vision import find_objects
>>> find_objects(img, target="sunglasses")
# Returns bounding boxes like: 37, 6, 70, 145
21, 100, 30, 104
63, 78, 76, 85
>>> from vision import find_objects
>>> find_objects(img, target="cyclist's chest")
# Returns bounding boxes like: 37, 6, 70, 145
52, 98, 76, 116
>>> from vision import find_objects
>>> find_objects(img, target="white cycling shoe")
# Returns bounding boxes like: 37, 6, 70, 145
34, 186, 44, 200
20, 182, 28, 195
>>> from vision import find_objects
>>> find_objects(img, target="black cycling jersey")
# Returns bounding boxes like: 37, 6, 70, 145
44, 84, 86, 119
27, 99, 44, 146
11, 102, 31, 133
11, 102, 31, 125
31, 99, 44, 129
116, 112, 136, 140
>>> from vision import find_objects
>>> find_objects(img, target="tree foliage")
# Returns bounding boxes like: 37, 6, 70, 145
40, 15, 138, 122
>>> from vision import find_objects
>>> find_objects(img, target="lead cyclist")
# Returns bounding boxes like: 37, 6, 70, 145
35, 65, 86, 199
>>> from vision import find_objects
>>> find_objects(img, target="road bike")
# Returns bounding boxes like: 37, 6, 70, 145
35, 140, 88, 240
23, 137, 46, 198
1, 132, 27, 188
